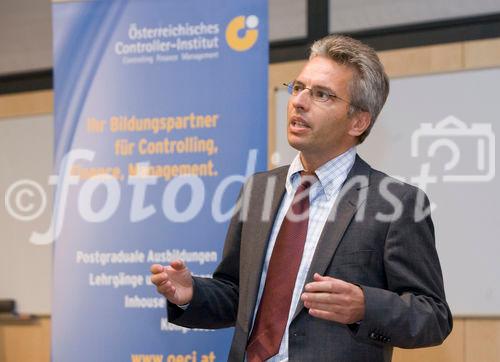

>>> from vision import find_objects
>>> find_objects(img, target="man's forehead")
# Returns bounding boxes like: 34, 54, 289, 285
296, 56, 353, 88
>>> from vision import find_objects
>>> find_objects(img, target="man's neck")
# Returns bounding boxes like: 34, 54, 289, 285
300, 146, 355, 172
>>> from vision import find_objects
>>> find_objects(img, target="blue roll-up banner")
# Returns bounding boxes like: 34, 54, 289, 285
51, 1, 268, 360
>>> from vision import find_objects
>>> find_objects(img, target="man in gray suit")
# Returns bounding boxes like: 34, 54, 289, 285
151, 35, 452, 361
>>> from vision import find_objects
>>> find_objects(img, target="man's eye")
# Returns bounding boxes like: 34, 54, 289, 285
313, 89, 330, 101
292, 84, 304, 93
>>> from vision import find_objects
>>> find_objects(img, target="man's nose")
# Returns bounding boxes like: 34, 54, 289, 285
291, 88, 311, 111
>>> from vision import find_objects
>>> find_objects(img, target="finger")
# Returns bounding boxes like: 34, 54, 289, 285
170, 259, 186, 271
150, 273, 168, 286
304, 300, 346, 313
313, 273, 332, 281
304, 280, 343, 293
308, 307, 346, 323
306, 275, 350, 293
313, 274, 353, 292
301, 292, 343, 305
150, 264, 165, 274
313, 273, 345, 284
157, 281, 176, 299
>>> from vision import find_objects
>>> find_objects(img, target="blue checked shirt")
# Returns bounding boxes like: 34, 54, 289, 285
248, 147, 356, 362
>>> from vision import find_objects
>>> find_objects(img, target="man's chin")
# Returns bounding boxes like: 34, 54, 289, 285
287, 135, 308, 152
288, 143, 308, 155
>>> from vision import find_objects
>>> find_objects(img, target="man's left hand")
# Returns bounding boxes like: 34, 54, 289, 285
301, 273, 365, 324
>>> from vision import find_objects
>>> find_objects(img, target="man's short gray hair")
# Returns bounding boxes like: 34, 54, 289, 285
310, 35, 389, 143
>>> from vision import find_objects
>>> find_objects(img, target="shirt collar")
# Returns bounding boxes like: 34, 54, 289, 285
285, 147, 357, 201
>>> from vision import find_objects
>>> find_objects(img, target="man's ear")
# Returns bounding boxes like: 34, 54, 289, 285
348, 111, 371, 137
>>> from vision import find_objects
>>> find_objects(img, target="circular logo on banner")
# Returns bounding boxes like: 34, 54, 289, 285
226, 15, 259, 51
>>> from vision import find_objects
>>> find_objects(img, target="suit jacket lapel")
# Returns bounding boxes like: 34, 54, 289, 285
292, 155, 372, 319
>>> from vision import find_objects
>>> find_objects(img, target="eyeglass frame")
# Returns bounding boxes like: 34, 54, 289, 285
283, 80, 366, 112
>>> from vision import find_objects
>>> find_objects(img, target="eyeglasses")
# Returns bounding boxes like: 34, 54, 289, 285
284, 81, 365, 111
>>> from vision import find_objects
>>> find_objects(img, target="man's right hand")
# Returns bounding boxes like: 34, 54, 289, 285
150, 260, 194, 306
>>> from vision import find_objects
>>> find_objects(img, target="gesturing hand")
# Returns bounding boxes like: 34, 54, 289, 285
301, 273, 365, 325
150, 260, 194, 306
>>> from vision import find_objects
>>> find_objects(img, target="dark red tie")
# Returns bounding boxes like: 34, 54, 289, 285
246, 172, 316, 362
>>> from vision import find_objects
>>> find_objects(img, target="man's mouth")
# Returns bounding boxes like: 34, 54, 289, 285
290, 116, 310, 131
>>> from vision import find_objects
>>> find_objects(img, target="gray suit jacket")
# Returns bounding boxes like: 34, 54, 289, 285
168, 156, 453, 362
